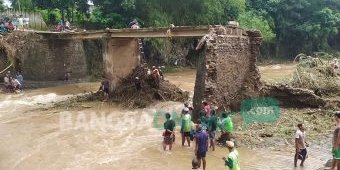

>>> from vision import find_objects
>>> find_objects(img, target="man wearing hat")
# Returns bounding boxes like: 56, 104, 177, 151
222, 141, 240, 170
181, 107, 192, 147
195, 124, 208, 170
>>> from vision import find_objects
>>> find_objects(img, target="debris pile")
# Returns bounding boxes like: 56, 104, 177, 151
114, 65, 189, 108
290, 53, 340, 96
260, 83, 326, 108
87, 65, 189, 108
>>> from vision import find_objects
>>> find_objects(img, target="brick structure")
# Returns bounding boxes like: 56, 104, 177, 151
5, 32, 102, 81
193, 26, 263, 120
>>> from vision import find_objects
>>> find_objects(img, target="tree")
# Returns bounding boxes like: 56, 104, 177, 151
10, 0, 33, 10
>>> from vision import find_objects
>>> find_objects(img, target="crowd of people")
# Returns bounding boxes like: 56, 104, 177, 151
3, 71, 23, 92
162, 102, 340, 169
162, 101, 238, 170
0, 14, 29, 32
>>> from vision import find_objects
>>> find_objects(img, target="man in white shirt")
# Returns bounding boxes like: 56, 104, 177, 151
294, 123, 309, 167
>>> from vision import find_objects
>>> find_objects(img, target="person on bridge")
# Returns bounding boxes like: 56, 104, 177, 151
18, 15, 23, 31
12, 16, 18, 30
128, 19, 139, 28
23, 16, 29, 30
65, 20, 70, 30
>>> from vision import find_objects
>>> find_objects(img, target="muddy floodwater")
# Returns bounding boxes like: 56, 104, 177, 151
0, 66, 331, 170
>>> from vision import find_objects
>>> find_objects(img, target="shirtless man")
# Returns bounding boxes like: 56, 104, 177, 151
332, 111, 340, 170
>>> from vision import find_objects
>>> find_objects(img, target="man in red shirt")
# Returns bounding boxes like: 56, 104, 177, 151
202, 101, 211, 118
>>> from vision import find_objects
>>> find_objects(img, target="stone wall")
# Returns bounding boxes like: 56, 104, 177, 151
20, 38, 87, 80
193, 26, 262, 118
6, 32, 102, 81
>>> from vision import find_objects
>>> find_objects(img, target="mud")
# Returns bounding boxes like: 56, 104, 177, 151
0, 66, 336, 170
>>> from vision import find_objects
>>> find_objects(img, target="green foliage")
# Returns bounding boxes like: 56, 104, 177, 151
10, 0, 33, 10
238, 11, 275, 41
38, 9, 48, 22
15, 0, 340, 61
47, 9, 61, 24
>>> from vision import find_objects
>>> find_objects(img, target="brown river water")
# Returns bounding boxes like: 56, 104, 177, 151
0, 68, 331, 170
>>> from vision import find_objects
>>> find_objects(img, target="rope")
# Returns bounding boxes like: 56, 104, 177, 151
0, 63, 13, 74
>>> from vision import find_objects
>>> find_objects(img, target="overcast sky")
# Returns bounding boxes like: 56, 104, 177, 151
3, 0, 11, 7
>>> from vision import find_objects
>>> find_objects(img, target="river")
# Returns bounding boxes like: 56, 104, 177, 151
0, 68, 330, 170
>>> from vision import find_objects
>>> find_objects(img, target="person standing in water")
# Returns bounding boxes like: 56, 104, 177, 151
98, 76, 109, 101
294, 123, 309, 167
222, 141, 240, 170
195, 124, 208, 170
220, 112, 234, 145
208, 109, 218, 151
181, 107, 192, 147
163, 113, 175, 151
332, 111, 340, 170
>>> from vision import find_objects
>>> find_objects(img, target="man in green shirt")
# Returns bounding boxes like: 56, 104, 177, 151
220, 112, 234, 146
163, 113, 175, 151
181, 108, 192, 147
222, 141, 240, 170
208, 110, 218, 151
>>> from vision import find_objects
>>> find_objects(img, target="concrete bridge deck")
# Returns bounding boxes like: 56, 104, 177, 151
34, 26, 212, 39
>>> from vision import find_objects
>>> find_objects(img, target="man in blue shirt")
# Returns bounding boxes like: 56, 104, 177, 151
195, 124, 209, 170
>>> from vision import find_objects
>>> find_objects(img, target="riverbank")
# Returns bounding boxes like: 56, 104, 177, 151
0, 64, 334, 169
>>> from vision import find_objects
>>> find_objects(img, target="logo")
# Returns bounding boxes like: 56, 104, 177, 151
240, 97, 281, 125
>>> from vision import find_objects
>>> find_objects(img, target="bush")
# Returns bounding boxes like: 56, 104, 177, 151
39, 9, 62, 25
